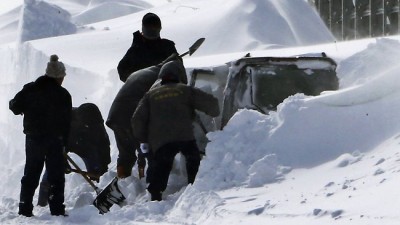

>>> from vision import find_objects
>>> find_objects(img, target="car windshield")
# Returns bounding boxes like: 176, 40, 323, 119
247, 64, 313, 112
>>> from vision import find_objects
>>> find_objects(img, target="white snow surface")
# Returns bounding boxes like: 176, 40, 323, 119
1, 0, 400, 224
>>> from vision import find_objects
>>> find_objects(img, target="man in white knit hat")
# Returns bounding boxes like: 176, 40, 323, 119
9, 54, 72, 217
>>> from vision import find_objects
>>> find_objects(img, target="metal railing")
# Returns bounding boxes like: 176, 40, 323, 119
309, 0, 400, 40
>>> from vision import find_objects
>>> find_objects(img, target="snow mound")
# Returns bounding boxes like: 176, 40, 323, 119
19, 0, 77, 42
73, 0, 152, 25
0, 6, 21, 44
194, 37, 400, 191
337, 38, 400, 88
160, 0, 335, 56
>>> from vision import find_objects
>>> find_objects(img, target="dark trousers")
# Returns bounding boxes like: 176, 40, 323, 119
147, 140, 201, 195
113, 127, 138, 175
19, 135, 65, 215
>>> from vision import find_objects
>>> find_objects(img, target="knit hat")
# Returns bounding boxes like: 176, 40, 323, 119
142, 13, 161, 28
45, 55, 66, 78
159, 61, 186, 84
142, 13, 161, 40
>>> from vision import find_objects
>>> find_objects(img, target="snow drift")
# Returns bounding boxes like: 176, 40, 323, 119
18, 0, 77, 43
1, 0, 400, 224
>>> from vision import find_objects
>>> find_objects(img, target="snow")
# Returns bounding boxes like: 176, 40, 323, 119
18, 0, 77, 43
1, 0, 400, 224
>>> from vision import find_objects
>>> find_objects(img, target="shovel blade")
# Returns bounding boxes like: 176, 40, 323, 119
188, 37, 205, 56
93, 177, 126, 214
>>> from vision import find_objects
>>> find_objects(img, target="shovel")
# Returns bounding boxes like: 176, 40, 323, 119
158, 37, 206, 66
64, 152, 126, 214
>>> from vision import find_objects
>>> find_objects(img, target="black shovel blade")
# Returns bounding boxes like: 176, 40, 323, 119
188, 37, 205, 56
93, 177, 126, 214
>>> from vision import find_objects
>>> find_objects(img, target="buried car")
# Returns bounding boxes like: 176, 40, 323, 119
190, 53, 339, 151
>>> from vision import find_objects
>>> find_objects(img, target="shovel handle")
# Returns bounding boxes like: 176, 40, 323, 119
63, 152, 101, 194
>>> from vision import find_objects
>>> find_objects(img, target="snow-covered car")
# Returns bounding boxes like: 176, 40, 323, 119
190, 53, 339, 136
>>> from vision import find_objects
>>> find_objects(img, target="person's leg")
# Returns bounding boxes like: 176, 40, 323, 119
19, 135, 46, 217
37, 171, 49, 207
76, 147, 102, 182
45, 136, 66, 216
114, 127, 137, 178
147, 143, 178, 201
144, 152, 154, 184
180, 140, 201, 184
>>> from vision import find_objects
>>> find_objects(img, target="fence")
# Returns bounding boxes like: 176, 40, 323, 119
309, 0, 400, 40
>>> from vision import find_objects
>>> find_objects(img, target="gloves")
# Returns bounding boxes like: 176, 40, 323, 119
117, 165, 131, 179
63, 147, 72, 174
140, 143, 150, 154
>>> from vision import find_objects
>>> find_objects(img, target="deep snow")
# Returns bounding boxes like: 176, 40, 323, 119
1, 0, 400, 224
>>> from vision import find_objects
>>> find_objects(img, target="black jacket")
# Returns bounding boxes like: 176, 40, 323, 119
107, 66, 160, 130
117, 31, 177, 82
9, 75, 72, 144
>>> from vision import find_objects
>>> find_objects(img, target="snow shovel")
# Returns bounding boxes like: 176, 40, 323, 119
64, 152, 126, 214
158, 37, 206, 65
180, 37, 205, 57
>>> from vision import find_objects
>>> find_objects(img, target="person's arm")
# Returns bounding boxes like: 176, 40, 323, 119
9, 85, 29, 115
62, 92, 73, 147
192, 87, 220, 117
131, 95, 150, 143
117, 47, 143, 82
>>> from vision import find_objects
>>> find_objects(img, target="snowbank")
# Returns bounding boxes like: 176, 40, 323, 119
194, 38, 400, 191
2, 0, 400, 224
72, 1, 152, 25
18, 0, 77, 43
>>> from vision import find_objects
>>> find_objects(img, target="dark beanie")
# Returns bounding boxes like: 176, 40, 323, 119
159, 61, 186, 84
142, 13, 161, 28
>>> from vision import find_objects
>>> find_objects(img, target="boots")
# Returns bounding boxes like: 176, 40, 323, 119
150, 191, 162, 201
18, 203, 33, 217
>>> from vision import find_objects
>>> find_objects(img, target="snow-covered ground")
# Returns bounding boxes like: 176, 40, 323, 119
1, 0, 400, 224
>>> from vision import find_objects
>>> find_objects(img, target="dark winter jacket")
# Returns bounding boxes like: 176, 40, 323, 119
107, 64, 187, 130
117, 31, 178, 82
131, 83, 220, 152
68, 103, 110, 174
107, 66, 160, 130
9, 75, 72, 144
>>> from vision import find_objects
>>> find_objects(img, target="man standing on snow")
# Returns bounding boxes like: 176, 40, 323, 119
117, 12, 178, 82
9, 55, 72, 217
110, 12, 178, 179
131, 61, 220, 201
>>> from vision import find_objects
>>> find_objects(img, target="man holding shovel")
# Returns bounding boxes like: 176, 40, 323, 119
9, 55, 72, 217
110, 12, 178, 180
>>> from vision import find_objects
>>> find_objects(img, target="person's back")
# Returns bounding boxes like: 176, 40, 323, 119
131, 60, 219, 201
117, 13, 178, 82
136, 83, 219, 152
10, 75, 71, 138
68, 103, 111, 176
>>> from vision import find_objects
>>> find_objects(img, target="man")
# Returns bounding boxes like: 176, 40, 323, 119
131, 61, 220, 201
38, 103, 111, 207
109, 12, 178, 179
9, 55, 72, 217
117, 12, 178, 82
107, 61, 187, 179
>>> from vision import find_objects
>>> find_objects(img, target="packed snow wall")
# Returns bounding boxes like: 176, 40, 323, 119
18, 0, 77, 43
